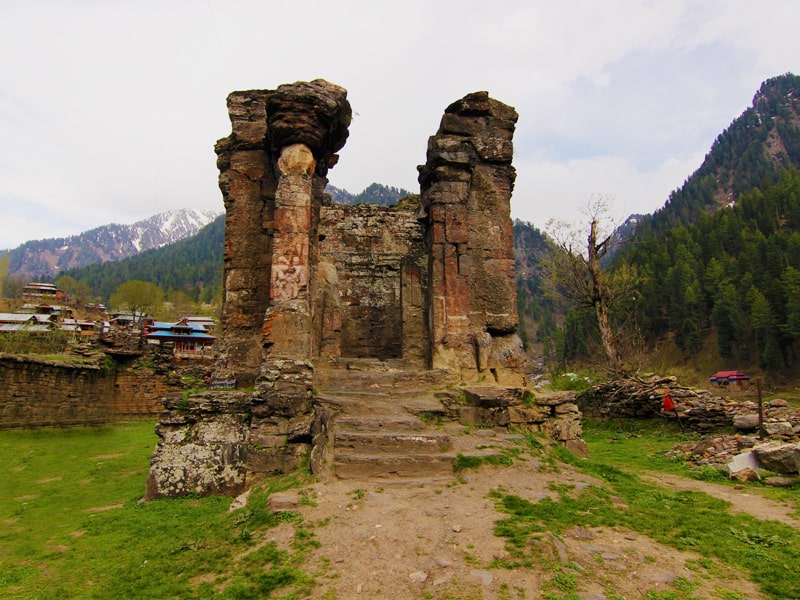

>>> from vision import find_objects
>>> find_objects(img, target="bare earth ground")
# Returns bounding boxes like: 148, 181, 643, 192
259, 433, 775, 599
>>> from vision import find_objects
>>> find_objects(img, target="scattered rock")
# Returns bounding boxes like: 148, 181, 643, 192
727, 450, 760, 475
229, 489, 251, 512
730, 467, 761, 483
548, 532, 569, 563
764, 476, 796, 487
733, 413, 760, 430
469, 569, 494, 586
752, 442, 799, 474
568, 526, 595, 540
409, 571, 428, 583
267, 491, 300, 512
432, 556, 456, 568
765, 421, 794, 436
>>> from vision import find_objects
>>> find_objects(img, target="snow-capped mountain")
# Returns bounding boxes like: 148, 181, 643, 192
3, 208, 220, 281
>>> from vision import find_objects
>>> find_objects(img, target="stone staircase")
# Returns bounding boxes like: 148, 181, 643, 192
312, 359, 529, 481
313, 360, 456, 480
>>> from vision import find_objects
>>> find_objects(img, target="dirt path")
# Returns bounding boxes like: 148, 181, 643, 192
642, 471, 800, 528
264, 451, 766, 599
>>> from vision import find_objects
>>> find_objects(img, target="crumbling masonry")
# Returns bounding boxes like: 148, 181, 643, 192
145, 80, 580, 499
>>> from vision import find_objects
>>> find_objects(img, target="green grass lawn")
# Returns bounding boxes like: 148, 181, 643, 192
0, 421, 317, 599
489, 418, 800, 600
3, 418, 799, 599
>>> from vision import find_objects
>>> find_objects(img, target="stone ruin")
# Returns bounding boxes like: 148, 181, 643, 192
145, 80, 583, 499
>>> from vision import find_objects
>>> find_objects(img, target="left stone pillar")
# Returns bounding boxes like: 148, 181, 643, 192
247, 81, 351, 475
146, 80, 350, 499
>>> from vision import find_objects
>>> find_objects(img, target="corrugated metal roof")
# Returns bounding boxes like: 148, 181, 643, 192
145, 331, 215, 341
0, 313, 37, 323
0, 324, 53, 332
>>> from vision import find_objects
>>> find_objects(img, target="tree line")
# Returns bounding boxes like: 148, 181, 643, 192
594, 168, 800, 372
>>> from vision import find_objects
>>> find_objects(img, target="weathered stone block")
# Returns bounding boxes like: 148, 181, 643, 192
462, 386, 518, 407
247, 443, 311, 474
508, 404, 551, 424
753, 441, 799, 474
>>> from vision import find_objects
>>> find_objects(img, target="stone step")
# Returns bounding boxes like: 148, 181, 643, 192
335, 431, 452, 455
335, 415, 426, 432
333, 453, 456, 479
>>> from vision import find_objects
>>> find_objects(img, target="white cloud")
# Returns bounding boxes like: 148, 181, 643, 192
1, 0, 799, 249
511, 151, 706, 229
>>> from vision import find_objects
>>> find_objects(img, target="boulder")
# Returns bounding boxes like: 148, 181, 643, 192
727, 450, 760, 475
764, 421, 794, 436
730, 467, 761, 482
752, 441, 799, 474
732, 413, 760, 431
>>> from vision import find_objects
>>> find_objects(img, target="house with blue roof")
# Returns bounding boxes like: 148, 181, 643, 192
144, 318, 215, 357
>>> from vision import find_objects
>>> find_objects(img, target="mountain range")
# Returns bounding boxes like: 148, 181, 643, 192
3, 208, 219, 281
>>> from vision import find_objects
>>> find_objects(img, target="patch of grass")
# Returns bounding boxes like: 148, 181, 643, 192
549, 372, 592, 392
418, 411, 443, 426
453, 452, 513, 472
489, 424, 800, 600
0, 422, 318, 599
454, 453, 484, 472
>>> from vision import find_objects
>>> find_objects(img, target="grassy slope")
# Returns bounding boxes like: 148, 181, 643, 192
2, 419, 800, 599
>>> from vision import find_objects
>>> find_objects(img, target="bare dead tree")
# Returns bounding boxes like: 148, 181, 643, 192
544, 196, 636, 372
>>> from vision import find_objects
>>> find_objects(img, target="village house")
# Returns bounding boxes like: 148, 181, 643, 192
144, 318, 215, 357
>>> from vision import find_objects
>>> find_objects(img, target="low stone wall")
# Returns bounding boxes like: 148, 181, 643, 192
0, 350, 210, 429
0, 355, 115, 428
449, 386, 588, 457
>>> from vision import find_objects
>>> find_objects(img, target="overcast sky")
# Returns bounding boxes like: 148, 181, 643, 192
2, 1, 799, 250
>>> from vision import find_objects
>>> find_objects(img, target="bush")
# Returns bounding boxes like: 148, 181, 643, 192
0, 330, 72, 355
550, 372, 592, 391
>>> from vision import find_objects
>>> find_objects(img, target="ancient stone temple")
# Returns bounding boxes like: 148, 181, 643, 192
145, 80, 582, 499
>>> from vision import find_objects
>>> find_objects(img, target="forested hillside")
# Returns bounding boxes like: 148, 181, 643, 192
637, 73, 800, 237
64, 215, 224, 304
513, 220, 560, 360
619, 168, 800, 371
326, 183, 411, 206
556, 74, 800, 374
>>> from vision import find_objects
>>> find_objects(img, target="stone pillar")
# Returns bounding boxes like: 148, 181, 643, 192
262, 143, 315, 357
419, 91, 526, 384
247, 81, 351, 473
214, 90, 277, 386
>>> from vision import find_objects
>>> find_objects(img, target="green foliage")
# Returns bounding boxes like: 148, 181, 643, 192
453, 453, 485, 472
612, 167, 800, 372
549, 372, 592, 392
0, 330, 72, 355
454, 451, 514, 472
109, 279, 165, 319
513, 220, 564, 363
64, 215, 224, 305
550, 75, 800, 371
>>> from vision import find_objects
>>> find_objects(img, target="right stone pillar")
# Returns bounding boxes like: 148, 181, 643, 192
419, 92, 527, 384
